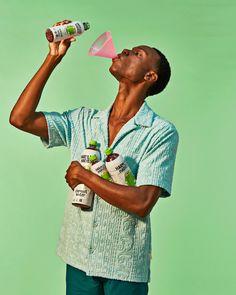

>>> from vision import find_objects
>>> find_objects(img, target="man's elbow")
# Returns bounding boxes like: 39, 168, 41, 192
9, 113, 27, 129
9, 113, 20, 127
136, 206, 151, 218
134, 200, 153, 218
135, 189, 162, 218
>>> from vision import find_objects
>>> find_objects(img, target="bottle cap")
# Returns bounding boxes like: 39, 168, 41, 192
83, 22, 90, 31
89, 154, 97, 162
89, 139, 97, 146
105, 147, 113, 156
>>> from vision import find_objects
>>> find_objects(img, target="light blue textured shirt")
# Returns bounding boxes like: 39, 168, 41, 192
40, 100, 179, 283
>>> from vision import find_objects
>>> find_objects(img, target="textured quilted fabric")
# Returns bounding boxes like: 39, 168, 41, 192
40, 101, 179, 282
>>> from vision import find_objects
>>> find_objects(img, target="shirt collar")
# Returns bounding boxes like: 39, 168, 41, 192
93, 100, 155, 128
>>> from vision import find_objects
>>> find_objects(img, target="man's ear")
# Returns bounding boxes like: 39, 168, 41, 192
144, 71, 158, 82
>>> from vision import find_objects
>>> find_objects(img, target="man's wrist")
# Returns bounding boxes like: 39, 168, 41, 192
46, 53, 63, 66
80, 168, 94, 184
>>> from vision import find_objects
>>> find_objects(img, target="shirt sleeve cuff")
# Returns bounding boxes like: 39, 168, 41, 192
136, 178, 171, 197
39, 112, 54, 149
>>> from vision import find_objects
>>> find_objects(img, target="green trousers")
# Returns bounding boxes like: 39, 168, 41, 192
66, 264, 149, 295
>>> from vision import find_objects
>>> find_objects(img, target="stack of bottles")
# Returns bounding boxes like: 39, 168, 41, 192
72, 139, 136, 209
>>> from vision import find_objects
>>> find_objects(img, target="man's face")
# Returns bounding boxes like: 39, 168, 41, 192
109, 45, 160, 83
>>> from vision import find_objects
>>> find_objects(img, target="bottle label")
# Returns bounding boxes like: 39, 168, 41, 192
50, 21, 85, 42
71, 147, 100, 207
72, 184, 94, 207
106, 155, 136, 186
91, 161, 112, 181
80, 149, 100, 170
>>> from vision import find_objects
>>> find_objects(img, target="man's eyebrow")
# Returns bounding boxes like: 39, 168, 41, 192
132, 47, 148, 55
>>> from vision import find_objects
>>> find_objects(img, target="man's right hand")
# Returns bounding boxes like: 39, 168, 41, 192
48, 20, 76, 58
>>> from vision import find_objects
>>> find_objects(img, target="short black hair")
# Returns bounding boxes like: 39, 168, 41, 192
146, 47, 171, 97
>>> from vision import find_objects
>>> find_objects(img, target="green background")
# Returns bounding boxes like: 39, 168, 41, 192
1, 0, 235, 294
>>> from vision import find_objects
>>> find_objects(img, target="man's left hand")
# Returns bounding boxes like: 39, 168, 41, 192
65, 161, 85, 190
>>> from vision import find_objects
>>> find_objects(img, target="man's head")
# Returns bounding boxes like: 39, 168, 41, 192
109, 45, 171, 97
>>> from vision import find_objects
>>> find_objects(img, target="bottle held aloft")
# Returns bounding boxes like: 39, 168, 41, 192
46, 21, 90, 43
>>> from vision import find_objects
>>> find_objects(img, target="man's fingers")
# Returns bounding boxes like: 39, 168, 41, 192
53, 20, 72, 27
66, 161, 78, 169
71, 161, 80, 166
65, 161, 80, 174
61, 38, 72, 47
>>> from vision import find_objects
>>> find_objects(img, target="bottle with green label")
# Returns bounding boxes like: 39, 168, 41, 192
45, 20, 90, 43
104, 147, 136, 186
72, 139, 100, 209
89, 154, 112, 181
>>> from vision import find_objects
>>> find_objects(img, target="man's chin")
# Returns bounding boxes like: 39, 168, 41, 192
109, 67, 120, 81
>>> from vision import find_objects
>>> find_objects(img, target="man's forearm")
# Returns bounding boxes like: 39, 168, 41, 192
75, 168, 149, 218
10, 54, 62, 125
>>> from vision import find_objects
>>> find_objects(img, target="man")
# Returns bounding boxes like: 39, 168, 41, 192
9, 20, 179, 295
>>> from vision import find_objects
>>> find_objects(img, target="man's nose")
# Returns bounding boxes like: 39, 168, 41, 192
121, 49, 130, 56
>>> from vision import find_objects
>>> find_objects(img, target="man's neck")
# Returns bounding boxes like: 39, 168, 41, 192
110, 82, 147, 122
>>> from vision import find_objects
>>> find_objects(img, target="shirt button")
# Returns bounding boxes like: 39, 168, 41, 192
94, 221, 98, 227
89, 247, 94, 254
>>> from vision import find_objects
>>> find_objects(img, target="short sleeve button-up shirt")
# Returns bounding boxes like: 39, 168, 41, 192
40, 100, 179, 283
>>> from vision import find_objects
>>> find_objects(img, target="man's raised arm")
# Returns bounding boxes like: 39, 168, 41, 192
9, 20, 75, 141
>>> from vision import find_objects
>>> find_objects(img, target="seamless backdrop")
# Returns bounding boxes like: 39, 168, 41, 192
1, 0, 236, 294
